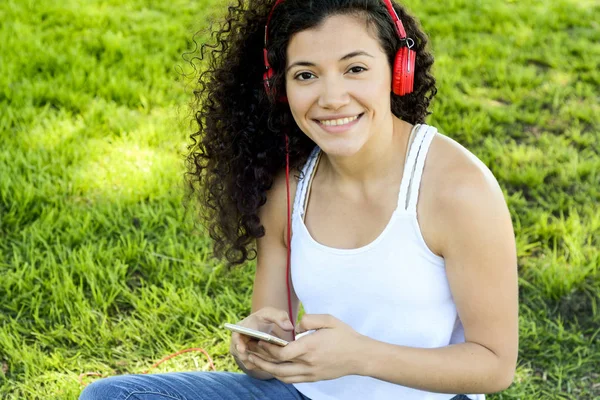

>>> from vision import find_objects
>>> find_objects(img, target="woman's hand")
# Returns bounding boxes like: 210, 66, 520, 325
229, 307, 295, 373
246, 314, 367, 384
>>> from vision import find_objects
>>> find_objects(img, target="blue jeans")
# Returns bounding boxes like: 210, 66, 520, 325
78, 371, 473, 400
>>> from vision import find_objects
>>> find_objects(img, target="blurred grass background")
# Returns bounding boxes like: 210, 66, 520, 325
0, 0, 599, 398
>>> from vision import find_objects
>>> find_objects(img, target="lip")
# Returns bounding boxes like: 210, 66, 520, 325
314, 113, 363, 121
313, 113, 364, 134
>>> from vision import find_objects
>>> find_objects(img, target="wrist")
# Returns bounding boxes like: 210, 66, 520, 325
234, 355, 275, 380
352, 334, 374, 377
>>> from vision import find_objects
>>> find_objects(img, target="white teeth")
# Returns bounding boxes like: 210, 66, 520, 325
319, 115, 359, 126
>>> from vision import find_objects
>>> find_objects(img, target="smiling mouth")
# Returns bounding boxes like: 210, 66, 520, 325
315, 113, 364, 127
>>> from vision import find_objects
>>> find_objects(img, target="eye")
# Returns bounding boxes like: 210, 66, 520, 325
347, 66, 367, 74
294, 72, 316, 81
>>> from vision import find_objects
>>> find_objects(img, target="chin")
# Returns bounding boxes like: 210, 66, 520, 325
315, 138, 365, 158
302, 116, 371, 158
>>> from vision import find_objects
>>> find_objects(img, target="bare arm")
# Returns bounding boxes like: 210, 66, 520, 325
235, 169, 301, 380
358, 163, 519, 393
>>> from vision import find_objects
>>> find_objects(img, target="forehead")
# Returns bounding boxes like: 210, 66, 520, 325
286, 14, 383, 64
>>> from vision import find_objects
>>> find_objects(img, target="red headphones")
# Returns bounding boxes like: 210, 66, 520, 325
263, 0, 416, 99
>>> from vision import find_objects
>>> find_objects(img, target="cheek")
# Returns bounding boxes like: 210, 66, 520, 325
371, 75, 392, 110
368, 65, 392, 99
287, 101, 312, 136
287, 91, 314, 121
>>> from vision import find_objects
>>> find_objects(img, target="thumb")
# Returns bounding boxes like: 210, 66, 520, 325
296, 314, 336, 333
257, 307, 294, 331
271, 312, 294, 331
279, 316, 294, 331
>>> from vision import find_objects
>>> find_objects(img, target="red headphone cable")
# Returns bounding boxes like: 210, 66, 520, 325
285, 134, 296, 341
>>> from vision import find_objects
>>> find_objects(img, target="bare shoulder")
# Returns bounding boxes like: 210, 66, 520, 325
258, 166, 302, 247
429, 132, 499, 187
420, 132, 508, 257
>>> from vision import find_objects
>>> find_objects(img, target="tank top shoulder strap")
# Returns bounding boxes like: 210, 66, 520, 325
293, 145, 321, 221
397, 124, 438, 213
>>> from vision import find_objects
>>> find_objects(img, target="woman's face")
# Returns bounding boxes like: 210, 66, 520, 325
285, 13, 393, 157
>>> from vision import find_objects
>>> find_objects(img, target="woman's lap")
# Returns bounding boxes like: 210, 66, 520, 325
78, 371, 310, 400
78, 370, 473, 400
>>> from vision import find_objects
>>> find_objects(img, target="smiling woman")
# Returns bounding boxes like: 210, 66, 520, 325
79, 1, 518, 400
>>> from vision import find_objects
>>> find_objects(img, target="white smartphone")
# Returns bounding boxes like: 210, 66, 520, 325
224, 323, 289, 346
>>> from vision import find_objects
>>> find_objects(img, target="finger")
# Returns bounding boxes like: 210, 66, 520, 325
246, 350, 279, 363
256, 307, 295, 331
259, 339, 307, 362
256, 340, 286, 360
238, 356, 260, 371
241, 335, 255, 350
229, 333, 241, 356
230, 335, 264, 372
254, 340, 284, 362
233, 345, 263, 371
231, 332, 251, 354
247, 354, 308, 378
296, 314, 335, 333
246, 341, 280, 363
233, 348, 252, 367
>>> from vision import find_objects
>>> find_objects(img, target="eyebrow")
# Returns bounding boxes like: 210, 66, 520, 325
286, 50, 374, 73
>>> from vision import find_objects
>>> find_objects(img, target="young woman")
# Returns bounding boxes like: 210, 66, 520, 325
80, 0, 518, 399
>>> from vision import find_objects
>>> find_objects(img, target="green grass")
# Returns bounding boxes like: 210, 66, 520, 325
0, 0, 599, 398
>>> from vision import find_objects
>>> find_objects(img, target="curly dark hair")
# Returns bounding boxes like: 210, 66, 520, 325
185, 0, 437, 266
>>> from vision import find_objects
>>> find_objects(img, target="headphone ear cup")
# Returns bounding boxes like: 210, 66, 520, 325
392, 46, 416, 96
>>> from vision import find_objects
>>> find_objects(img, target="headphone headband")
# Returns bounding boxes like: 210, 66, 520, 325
264, 0, 408, 50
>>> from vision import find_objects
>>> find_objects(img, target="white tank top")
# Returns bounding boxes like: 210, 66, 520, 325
291, 124, 485, 400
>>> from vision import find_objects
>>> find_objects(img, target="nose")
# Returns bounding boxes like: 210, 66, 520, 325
317, 76, 350, 110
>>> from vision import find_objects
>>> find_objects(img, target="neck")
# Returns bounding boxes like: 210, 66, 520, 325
320, 115, 415, 197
